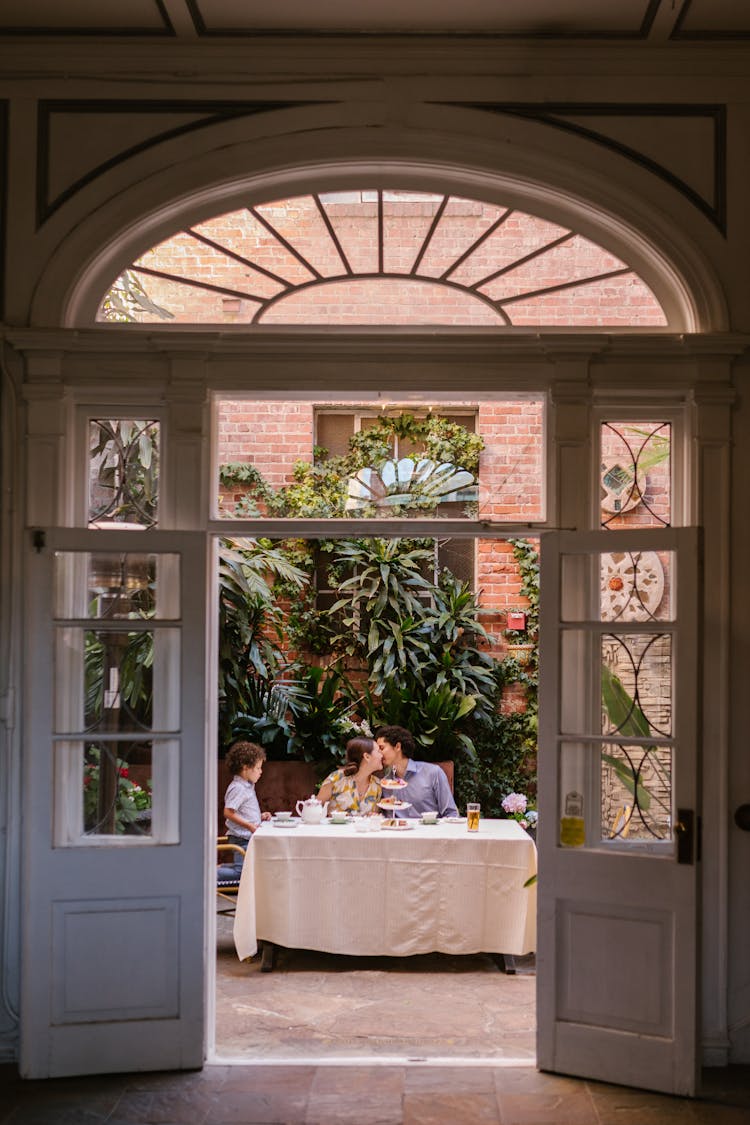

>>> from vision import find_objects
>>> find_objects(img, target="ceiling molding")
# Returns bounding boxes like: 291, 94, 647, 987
184, 0, 660, 40
35, 100, 328, 230
0, 0, 174, 37
447, 102, 726, 234
671, 0, 750, 41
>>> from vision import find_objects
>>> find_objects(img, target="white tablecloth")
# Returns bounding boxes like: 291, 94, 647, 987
233, 818, 536, 961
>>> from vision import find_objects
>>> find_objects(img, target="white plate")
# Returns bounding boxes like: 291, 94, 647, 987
442, 816, 466, 824
271, 818, 299, 827
326, 816, 353, 824
380, 777, 408, 790
381, 819, 414, 831
378, 799, 412, 812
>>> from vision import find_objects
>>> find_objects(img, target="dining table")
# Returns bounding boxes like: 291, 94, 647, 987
232, 816, 537, 966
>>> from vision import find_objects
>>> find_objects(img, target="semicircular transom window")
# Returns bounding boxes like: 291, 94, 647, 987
99, 189, 667, 327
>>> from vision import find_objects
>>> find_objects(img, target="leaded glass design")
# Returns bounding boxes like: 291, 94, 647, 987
600, 422, 671, 529
600, 631, 672, 841
600, 741, 672, 842
600, 550, 673, 622
89, 419, 159, 528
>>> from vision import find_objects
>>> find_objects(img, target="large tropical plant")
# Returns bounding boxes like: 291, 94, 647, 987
218, 538, 307, 749
327, 538, 435, 692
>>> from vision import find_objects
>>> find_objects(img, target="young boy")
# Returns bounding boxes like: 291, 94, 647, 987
217, 741, 271, 879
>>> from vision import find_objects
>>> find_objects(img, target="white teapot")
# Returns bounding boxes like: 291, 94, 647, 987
295, 794, 328, 824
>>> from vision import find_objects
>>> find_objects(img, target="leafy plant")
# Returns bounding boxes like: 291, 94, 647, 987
83, 746, 152, 835
285, 664, 361, 773
99, 269, 175, 324
600, 664, 672, 818
218, 538, 307, 749
89, 419, 160, 526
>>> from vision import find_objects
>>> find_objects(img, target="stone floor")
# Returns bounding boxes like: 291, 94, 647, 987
1, 918, 747, 1122
1, 1063, 749, 1124
214, 914, 536, 1061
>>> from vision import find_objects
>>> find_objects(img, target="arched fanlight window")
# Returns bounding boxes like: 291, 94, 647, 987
99, 189, 667, 327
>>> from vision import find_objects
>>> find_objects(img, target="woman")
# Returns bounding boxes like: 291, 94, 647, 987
317, 737, 383, 815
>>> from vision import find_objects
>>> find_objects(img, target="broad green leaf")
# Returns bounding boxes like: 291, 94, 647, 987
601, 752, 652, 811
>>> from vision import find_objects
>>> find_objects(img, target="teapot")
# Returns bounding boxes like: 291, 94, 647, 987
295, 794, 328, 824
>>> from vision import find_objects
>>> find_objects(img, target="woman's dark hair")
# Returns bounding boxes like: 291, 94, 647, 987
373, 724, 415, 756
342, 736, 378, 776
225, 740, 266, 776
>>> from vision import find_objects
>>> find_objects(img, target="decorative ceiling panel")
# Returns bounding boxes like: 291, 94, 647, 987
187, 0, 656, 37
36, 101, 316, 227
553, 113, 718, 211
672, 0, 750, 39
456, 103, 726, 232
0, 0, 172, 35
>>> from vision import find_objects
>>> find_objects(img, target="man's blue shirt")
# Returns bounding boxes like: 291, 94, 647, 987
399, 759, 458, 818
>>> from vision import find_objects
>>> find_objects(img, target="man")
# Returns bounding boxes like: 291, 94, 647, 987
375, 725, 458, 819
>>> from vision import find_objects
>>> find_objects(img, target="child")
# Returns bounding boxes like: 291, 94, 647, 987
217, 741, 271, 879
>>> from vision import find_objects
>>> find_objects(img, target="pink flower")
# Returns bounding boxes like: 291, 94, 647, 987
502, 792, 528, 815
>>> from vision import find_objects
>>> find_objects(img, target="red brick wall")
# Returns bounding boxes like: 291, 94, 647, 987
112, 193, 667, 328
216, 397, 542, 673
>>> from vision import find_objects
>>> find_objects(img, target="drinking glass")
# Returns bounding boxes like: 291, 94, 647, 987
467, 803, 480, 832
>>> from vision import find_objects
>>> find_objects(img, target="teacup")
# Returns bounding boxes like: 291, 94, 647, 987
331, 811, 348, 824
355, 816, 371, 832
274, 810, 292, 820
421, 811, 438, 824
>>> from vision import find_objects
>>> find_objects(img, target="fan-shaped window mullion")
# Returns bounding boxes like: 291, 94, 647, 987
100, 189, 668, 327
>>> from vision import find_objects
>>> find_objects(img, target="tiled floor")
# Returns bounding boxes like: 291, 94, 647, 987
0, 1062, 748, 1124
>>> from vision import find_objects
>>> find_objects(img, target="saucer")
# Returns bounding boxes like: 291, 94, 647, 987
272, 818, 298, 827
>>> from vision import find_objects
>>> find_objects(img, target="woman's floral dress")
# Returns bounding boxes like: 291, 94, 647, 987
321, 769, 382, 814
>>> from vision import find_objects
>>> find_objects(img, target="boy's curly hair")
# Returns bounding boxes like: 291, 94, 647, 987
225, 741, 266, 776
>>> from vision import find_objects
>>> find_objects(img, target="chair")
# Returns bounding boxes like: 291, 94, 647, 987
216, 836, 246, 915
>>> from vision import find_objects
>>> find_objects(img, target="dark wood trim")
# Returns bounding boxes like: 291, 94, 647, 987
671, 0, 750, 41
185, 0, 657, 40
35, 100, 327, 229
0, 0, 174, 37
0, 100, 6, 320
447, 102, 727, 235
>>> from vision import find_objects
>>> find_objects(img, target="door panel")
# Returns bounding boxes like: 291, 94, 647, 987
21, 529, 209, 1078
537, 528, 700, 1096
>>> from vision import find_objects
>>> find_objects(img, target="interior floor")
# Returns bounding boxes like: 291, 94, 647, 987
1, 1062, 747, 1124
215, 913, 536, 1061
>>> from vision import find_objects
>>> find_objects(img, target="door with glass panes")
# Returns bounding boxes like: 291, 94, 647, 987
537, 526, 700, 1095
21, 528, 208, 1078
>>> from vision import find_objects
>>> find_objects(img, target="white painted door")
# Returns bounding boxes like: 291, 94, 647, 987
20, 528, 209, 1078
537, 527, 700, 1096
